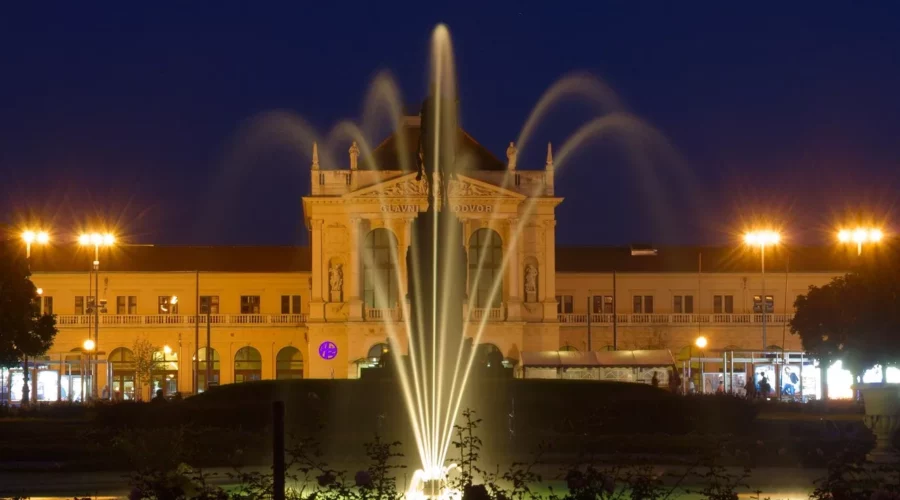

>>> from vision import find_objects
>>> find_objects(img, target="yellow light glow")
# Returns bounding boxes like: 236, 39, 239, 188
163, 345, 172, 355
744, 230, 780, 246
170, 296, 178, 305
22, 231, 35, 244
853, 228, 867, 243
695, 336, 708, 349
78, 234, 91, 245
90, 233, 102, 245
83, 339, 96, 351
103, 233, 115, 245
36, 288, 43, 295
838, 229, 851, 243
870, 229, 884, 242
36, 231, 49, 244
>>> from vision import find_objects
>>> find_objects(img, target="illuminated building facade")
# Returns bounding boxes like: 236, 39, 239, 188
15, 119, 856, 400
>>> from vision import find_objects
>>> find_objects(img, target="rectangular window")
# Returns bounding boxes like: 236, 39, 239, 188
592, 295, 614, 314
753, 295, 774, 313
200, 295, 219, 315
281, 295, 301, 314
633, 295, 643, 314
673, 295, 694, 314
128, 296, 137, 315
117, 296, 126, 315
42, 296, 53, 315
555, 295, 573, 314
158, 296, 178, 314
644, 296, 653, 314
713, 295, 734, 314
75, 296, 85, 315
241, 295, 260, 314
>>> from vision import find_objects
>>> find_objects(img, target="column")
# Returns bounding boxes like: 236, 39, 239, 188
348, 217, 363, 320
542, 219, 558, 321
309, 219, 325, 321
506, 217, 522, 321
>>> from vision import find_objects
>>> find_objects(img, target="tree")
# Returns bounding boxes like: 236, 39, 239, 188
0, 241, 58, 404
791, 260, 900, 395
133, 337, 159, 401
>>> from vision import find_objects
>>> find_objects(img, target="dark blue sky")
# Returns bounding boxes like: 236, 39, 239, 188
2, 3, 899, 247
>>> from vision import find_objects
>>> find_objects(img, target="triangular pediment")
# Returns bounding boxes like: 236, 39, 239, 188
345, 173, 525, 201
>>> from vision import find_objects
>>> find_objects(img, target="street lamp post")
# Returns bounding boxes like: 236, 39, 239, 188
20, 230, 49, 404
79, 232, 115, 399
744, 230, 781, 350
838, 227, 883, 256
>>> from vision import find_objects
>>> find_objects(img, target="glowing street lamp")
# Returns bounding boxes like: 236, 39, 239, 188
22, 229, 50, 259
78, 231, 116, 400
83, 339, 96, 352
838, 227, 883, 256
163, 345, 173, 356
695, 336, 708, 349
744, 229, 781, 349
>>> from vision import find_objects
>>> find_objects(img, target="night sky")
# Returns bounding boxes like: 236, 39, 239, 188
2, 4, 899, 248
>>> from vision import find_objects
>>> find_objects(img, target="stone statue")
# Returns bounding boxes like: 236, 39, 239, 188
330, 263, 343, 293
506, 141, 517, 170
524, 264, 538, 296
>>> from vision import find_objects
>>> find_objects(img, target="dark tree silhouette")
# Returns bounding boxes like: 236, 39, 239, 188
0, 240, 58, 403
791, 253, 900, 397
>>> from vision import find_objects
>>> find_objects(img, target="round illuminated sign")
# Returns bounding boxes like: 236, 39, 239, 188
318, 341, 338, 360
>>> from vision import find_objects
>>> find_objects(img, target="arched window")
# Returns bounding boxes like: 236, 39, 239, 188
234, 346, 262, 383
109, 347, 136, 400
152, 349, 179, 397
195, 347, 220, 391
476, 343, 503, 368
559, 344, 579, 352
468, 229, 503, 308
367, 343, 389, 362
363, 229, 400, 309
276, 347, 303, 380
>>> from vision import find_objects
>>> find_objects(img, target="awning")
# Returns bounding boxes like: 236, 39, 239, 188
521, 350, 675, 368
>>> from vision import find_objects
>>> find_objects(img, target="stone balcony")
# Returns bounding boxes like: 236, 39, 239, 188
55, 313, 307, 328
556, 313, 793, 326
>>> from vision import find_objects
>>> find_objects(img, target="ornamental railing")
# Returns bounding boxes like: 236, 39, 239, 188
556, 313, 793, 326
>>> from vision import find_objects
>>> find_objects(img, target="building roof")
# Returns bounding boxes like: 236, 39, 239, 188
554, 245, 870, 273
23, 243, 881, 274
360, 118, 506, 172
27, 245, 311, 273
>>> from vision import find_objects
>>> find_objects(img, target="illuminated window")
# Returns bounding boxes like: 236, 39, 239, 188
200, 295, 219, 315
753, 295, 774, 313
592, 295, 613, 314
240, 296, 260, 314
468, 229, 502, 308
363, 229, 399, 309
157, 296, 178, 314
75, 296, 85, 315
234, 346, 262, 383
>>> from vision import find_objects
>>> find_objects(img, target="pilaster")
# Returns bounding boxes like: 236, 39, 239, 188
506, 216, 523, 321
309, 219, 325, 321
347, 216, 363, 320
542, 219, 558, 321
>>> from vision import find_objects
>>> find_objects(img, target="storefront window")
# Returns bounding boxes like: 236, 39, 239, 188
195, 347, 220, 391
151, 349, 178, 397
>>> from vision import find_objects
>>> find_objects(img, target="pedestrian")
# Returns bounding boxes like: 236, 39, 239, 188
151, 389, 167, 404
651, 372, 659, 388
760, 374, 771, 399
744, 377, 756, 399
716, 381, 725, 394
101, 385, 110, 400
